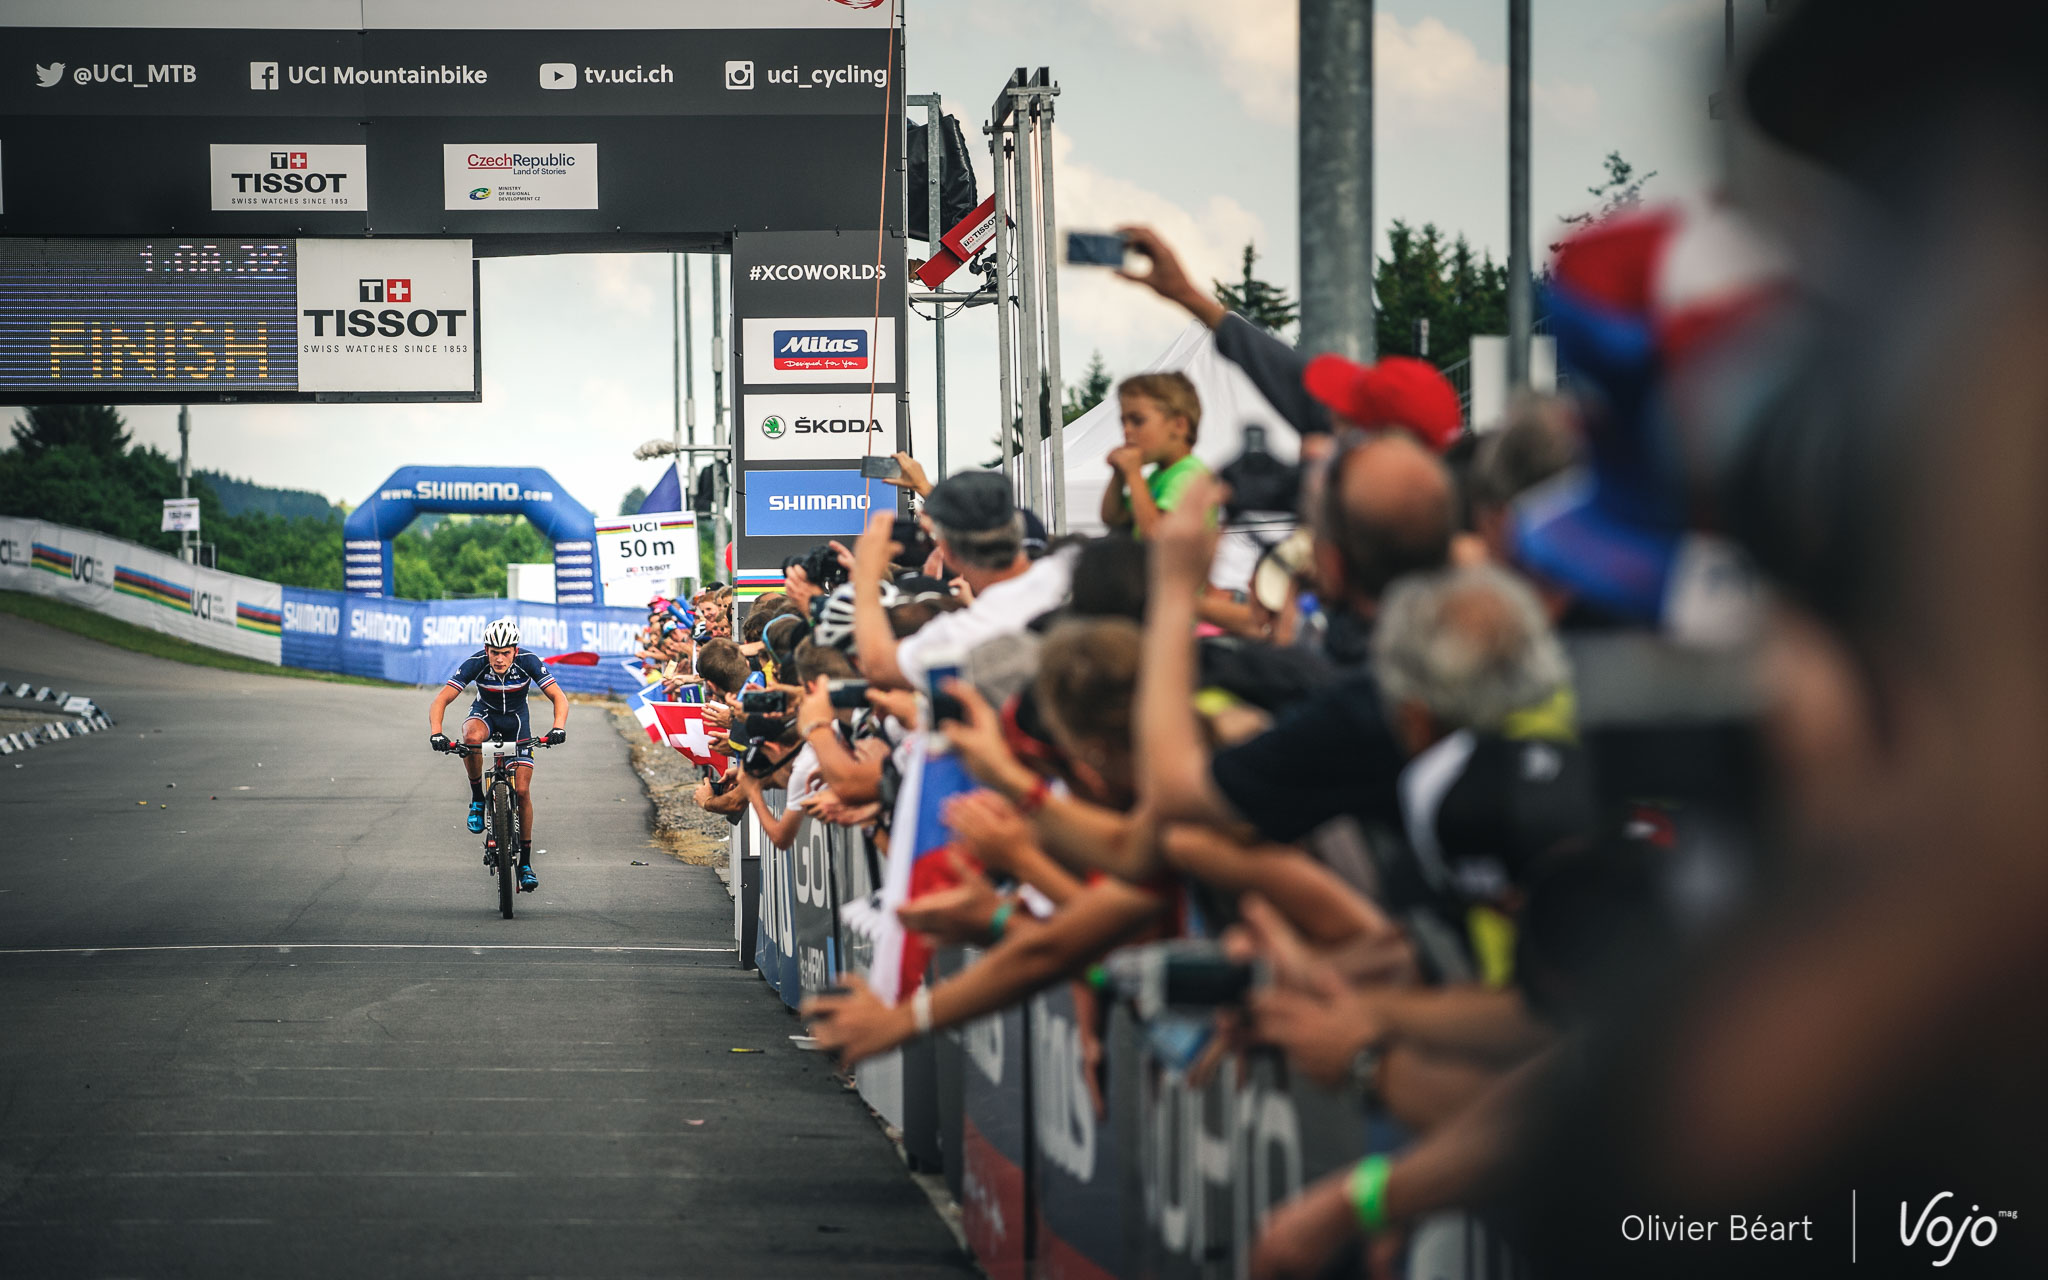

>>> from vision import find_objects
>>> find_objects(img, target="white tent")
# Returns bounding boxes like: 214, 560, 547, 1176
1038, 321, 1300, 591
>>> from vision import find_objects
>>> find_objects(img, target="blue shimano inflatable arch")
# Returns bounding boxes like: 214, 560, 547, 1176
343, 466, 597, 605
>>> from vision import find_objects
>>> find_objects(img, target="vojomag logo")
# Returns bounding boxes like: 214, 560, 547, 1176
1900, 1193, 2010, 1268
34, 63, 63, 88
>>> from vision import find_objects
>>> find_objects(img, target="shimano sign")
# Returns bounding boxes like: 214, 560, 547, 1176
344, 465, 595, 604
745, 469, 873, 538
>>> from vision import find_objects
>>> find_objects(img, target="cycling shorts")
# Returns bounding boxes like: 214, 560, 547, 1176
462, 701, 535, 768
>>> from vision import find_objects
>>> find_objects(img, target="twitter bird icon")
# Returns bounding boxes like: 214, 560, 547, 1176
34, 63, 64, 87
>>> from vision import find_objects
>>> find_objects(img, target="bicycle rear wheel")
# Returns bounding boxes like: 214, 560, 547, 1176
491, 781, 516, 919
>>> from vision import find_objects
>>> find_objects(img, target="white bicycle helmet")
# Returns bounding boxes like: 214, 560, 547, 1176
813, 580, 900, 652
482, 617, 521, 648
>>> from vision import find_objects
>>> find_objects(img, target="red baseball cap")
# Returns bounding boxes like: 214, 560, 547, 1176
1302, 354, 1463, 452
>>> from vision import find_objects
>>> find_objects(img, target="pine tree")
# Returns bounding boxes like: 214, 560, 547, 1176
8, 404, 131, 458
1063, 350, 1114, 424
1213, 242, 1299, 334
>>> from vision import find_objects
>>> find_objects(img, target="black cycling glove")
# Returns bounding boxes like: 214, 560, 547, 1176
544, 728, 567, 746
429, 733, 451, 752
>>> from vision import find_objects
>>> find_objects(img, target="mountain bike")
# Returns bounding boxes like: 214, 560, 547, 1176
443, 735, 556, 919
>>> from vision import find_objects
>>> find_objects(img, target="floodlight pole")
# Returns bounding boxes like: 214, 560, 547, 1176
711, 254, 730, 572
1299, 0, 1375, 362
1506, 0, 1533, 389
177, 403, 192, 564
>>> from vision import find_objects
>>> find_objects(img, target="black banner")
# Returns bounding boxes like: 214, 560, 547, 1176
0, 27, 899, 241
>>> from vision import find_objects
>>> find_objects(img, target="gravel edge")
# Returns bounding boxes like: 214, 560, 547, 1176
608, 704, 734, 868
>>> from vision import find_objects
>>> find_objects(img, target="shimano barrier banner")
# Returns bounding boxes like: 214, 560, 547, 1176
0, 516, 281, 663
280, 587, 652, 693
730, 229, 908, 572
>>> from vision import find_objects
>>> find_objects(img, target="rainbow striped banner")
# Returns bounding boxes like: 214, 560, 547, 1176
235, 602, 283, 636
114, 566, 190, 610
732, 569, 784, 601
29, 543, 74, 576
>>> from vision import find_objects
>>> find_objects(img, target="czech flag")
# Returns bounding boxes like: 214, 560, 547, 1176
867, 734, 980, 1005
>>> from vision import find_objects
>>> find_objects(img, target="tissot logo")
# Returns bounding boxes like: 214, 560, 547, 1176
358, 278, 412, 303
269, 151, 308, 170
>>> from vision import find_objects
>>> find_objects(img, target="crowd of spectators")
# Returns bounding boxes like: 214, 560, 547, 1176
635, 5, 2048, 1272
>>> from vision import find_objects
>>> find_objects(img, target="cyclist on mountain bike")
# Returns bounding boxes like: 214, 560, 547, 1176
426, 618, 569, 892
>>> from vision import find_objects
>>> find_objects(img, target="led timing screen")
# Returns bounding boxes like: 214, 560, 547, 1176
0, 239, 296, 399
0, 238, 479, 403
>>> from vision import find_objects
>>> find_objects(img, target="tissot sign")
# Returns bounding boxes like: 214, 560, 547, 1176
0, 9, 899, 240
0, 237, 477, 402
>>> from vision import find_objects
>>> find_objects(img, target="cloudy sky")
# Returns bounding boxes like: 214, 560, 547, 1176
23, 0, 1743, 519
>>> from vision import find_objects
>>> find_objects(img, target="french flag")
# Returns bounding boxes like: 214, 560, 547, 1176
866, 733, 980, 1005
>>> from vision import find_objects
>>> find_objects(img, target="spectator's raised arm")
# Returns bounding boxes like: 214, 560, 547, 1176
1135, 476, 1244, 827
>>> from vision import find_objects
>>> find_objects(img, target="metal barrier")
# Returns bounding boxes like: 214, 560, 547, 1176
729, 801, 1453, 1279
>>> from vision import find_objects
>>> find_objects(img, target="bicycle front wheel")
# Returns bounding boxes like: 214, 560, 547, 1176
492, 782, 515, 919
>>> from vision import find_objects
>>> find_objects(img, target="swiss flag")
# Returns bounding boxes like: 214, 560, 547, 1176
289, 152, 308, 169
652, 702, 727, 775
386, 278, 411, 303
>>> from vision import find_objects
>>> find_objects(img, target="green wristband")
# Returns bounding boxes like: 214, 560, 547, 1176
988, 901, 1016, 943
1349, 1154, 1393, 1233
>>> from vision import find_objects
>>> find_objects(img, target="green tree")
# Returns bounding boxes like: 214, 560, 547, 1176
1372, 220, 1507, 371
619, 485, 648, 515
1063, 350, 1114, 424
9, 404, 131, 458
1558, 150, 1658, 235
1213, 242, 1298, 333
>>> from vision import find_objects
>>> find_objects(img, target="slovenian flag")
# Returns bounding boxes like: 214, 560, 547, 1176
866, 733, 980, 1005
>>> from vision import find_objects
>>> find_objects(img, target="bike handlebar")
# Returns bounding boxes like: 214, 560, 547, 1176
439, 735, 560, 757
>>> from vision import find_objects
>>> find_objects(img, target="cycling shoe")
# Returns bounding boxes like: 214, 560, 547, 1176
518, 865, 539, 893
467, 800, 485, 834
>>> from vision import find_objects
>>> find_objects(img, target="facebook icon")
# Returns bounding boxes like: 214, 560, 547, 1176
249, 61, 279, 90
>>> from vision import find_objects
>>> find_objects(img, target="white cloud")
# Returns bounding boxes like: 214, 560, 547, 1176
1045, 130, 1267, 372
1084, 0, 1297, 123
1081, 4, 1597, 132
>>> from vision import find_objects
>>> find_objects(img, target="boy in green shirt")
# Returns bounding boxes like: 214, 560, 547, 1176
1101, 371, 1209, 539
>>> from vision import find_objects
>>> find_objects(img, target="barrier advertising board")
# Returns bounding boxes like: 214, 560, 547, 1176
0, 516, 281, 663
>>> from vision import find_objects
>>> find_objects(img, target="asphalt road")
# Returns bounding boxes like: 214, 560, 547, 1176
0, 614, 970, 1278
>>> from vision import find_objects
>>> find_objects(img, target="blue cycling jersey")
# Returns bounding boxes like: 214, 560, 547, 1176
444, 650, 557, 717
